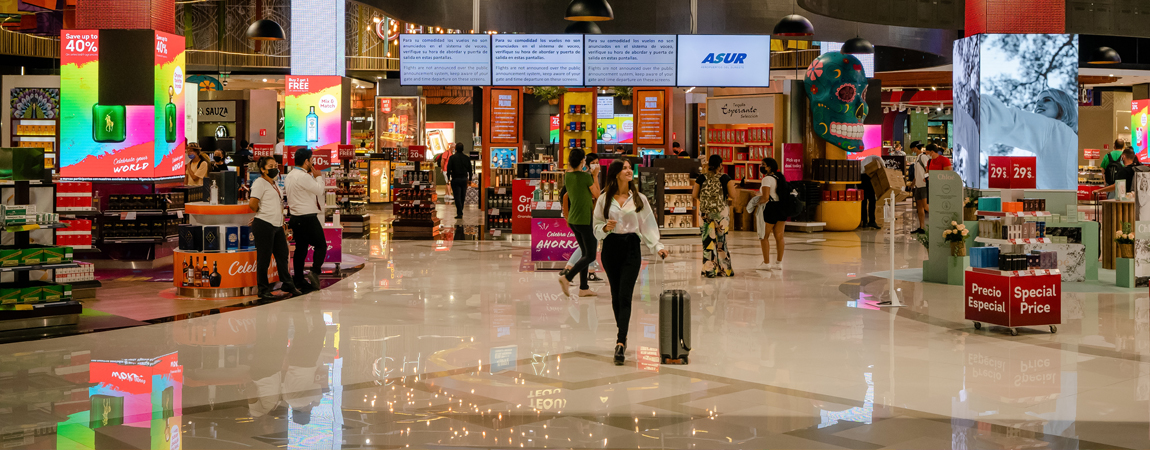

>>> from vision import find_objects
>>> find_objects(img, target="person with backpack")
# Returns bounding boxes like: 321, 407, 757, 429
757, 157, 788, 271
693, 155, 736, 277
1096, 149, 1144, 198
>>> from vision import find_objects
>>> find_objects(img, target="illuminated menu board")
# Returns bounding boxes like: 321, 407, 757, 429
492, 34, 583, 86
399, 34, 492, 86
584, 35, 676, 86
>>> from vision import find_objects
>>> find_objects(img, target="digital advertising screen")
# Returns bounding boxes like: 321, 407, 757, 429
400, 34, 491, 86
597, 114, 634, 144
376, 96, 423, 148
61, 30, 186, 179
819, 41, 874, 76
584, 35, 676, 86
1133, 99, 1150, 162
676, 35, 771, 87
285, 75, 343, 150
492, 34, 583, 86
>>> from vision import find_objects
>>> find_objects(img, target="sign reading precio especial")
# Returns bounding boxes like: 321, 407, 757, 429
584, 35, 676, 86
399, 34, 492, 86
492, 34, 583, 86
676, 35, 771, 87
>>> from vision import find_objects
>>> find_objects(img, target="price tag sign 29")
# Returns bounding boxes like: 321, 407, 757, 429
988, 156, 1037, 189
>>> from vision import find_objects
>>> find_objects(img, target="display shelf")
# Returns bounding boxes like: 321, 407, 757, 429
103, 209, 183, 216
58, 208, 100, 216
102, 235, 178, 244
705, 143, 749, 148
970, 267, 1061, 277
975, 237, 1052, 245
3, 223, 69, 232
976, 210, 1052, 217
0, 262, 79, 273
813, 180, 862, 185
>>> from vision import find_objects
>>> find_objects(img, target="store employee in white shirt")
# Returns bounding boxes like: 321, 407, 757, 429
284, 148, 328, 293
249, 156, 302, 300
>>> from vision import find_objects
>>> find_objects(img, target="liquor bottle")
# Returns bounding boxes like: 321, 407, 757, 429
92, 104, 127, 142
209, 261, 221, 287
193, 257, 200, 287
209, 180, 219, 205
201, 258, 209, 288
181, 257, 188, 287
165, 85, 177, 143
306, 106, 320, 142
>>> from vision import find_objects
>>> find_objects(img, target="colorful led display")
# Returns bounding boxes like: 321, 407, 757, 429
1133, 99, 1150, 162
285, 76, 343, 150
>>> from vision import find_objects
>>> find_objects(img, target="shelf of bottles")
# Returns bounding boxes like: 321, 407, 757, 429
173, 204, 264, 298
560, 91, 596, 170
392, 165, 441, 239
327, 163, 369, 220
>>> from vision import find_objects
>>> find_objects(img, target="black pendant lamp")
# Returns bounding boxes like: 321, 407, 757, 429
1089, 46, 1122, 64
565, 21, 602, 34
772, 14, 813, 37
841, 37, 874, 54
246, 19, 286, 41
565, 0, 614, 21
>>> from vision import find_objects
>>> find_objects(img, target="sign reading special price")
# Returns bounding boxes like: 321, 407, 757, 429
964, 271, 1061, 328
490, 88, 520, 144
635, 89, 666, 145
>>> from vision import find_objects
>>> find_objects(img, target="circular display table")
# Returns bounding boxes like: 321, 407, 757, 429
175, 202, 275, 298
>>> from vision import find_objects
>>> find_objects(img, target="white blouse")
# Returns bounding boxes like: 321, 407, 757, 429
593, 192, 664, 254
761, 175, 778, 201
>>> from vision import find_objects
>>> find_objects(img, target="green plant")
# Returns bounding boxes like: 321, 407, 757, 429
612, 86, 632, 100
532, 86, 567, 102
1117, 222, 1135, 244
943, 221, 968, 243
964, 196, 979, 208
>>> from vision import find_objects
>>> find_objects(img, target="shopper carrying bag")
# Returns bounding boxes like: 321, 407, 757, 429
757, 157, 787, 271
694, 154, 735, 277
249, 156, 303, 300
594, 159, 668, 365
558, 149, 601, 298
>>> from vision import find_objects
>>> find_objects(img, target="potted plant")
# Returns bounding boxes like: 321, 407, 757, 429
533, 86, 566, 105
943, 221, 969, 257
613, 86, 632, 106
1116, 223, 1135, 259
963, 196, 979, 221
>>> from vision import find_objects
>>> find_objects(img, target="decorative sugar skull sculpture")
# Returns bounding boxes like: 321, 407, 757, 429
805, 52, 869, 152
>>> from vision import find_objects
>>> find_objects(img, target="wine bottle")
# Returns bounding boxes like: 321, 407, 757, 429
209, 261, 221, 287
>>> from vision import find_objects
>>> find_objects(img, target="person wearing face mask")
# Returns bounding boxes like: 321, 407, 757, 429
185, 143, 208, 186
284, 148, 328, 293
209, 149, 227, 173
557, 149, 602, 298
249, 156, 303, 300
593, 159, 668, 365
560, 153, 603, 284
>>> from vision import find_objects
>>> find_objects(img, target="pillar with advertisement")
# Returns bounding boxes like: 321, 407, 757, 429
284, 76, 350, 152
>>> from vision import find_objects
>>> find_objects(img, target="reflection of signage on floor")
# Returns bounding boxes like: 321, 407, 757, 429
490, 345, 517, 373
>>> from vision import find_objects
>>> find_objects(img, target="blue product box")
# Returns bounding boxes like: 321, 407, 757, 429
224, 226, 240, 251
970, 246, 1000, 268
240, 225, 254, 250
977, 197, 1001, 212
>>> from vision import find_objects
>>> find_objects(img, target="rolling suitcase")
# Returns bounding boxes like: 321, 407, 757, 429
658, 261, 691, 364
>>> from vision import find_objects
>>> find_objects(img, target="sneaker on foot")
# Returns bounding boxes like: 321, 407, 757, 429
756, 263, 772, 271
910, 228, 925, 234
770, 262, 783, 271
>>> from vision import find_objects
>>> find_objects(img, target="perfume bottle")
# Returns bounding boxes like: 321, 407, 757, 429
92, 104, 126, 142
209, 261, 221, 287
306, 106, 320, 142
165, 85, 177, 143
209, 180, 219, 205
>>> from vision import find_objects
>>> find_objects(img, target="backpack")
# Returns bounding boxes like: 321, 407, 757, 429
772, 173, 805, 219
699, 173, 725, 217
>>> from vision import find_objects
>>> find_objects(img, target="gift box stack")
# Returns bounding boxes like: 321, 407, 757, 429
970, 246, 1000, 268
977, 197, 1001, 211
58, 219, 94, 249
0, 245, 73, 267
709, 146, 734, 162
977, 217, 1047, 240
0, 281, 72, 305
56, 182, 93, 211
811, 159, 861, 182
995, 250, 1058, 271
179, 225, 253, 252
708, 129, 747, 144
56, 262, 94, 283
821, 189, 862, 202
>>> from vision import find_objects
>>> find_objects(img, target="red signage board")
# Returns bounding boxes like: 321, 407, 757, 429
283, 146, 304, 167
252, 144, 274, 157
1083, 148, 1100, 160
782, 143, 803, 182
635, 89, 666, 145
512, 179, 537, 235
407, 145, 427, 162
490, 89, 520, 144
310, 149, 331, 170
965, 271, 1061, 328
337, 144, 356, 160
987, 156, 1037, 189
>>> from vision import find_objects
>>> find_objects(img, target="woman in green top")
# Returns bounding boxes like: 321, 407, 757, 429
558, 148, 601, 298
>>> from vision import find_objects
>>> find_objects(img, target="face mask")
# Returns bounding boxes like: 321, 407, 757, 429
265, 168, 279, 178
214, 156, 223, 162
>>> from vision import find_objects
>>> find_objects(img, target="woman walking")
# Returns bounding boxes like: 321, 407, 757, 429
594, 160, 668, 365
757, 157, 786, 271
694, 154, 736, 277
249, 156, 303, 300
558, 149, 601, 298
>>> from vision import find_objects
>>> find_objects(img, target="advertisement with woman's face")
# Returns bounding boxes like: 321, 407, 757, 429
969, 34, 1079, 190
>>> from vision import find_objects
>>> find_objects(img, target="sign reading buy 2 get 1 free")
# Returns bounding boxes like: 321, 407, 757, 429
964, 271, 1060, 328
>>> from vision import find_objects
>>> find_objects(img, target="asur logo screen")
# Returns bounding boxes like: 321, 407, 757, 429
678, 35, 771, 87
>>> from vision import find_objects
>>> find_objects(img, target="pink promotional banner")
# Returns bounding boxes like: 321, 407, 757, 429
304, 226, 343, 263
783, 143, 804, 181
531, 218, 578, 262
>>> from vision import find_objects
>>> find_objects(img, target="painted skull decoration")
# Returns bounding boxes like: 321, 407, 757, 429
805, 52, 869, 152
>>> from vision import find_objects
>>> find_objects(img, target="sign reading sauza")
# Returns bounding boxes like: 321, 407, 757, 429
198, 101, 236, 122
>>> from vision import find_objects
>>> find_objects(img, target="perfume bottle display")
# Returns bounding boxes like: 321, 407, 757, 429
306, 106, 320, 142
165, 85, 177, 143
92, 104, 126, 142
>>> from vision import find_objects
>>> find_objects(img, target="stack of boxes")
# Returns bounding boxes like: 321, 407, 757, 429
0, 281, 72, 306
1, 204, 56, 226
976, 217, 1047, 240
821, 189, 862, 202
179, 224, 253, 252
811, 159, 862, 182
0, 245, 74, 267
56, 262, 94, 283
971, 245, 1058, 271
56, 181, 93, 211
58, 219, 93, 248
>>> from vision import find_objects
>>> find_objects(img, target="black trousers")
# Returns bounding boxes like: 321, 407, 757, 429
860, 173, 877, 225
601, 233, 643, 346
565, 223, 597, 290
289, 213, 326, 285
451, 178, 469, 217
253, 218, 294, 293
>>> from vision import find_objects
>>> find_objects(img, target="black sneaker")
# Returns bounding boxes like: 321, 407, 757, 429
867, 222, 880, 229
613, 343, 626, 366
587, 273, 603, 282
558, 268, 570, 277
910, 228, 925, 234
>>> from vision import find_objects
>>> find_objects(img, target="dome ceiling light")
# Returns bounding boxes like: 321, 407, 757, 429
565, 0, 614, 21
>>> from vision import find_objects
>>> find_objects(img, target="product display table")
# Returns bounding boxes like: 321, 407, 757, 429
965, 268, 1061, 336
1100, 199, 1134, 270
814, 180, 861, 231
175, 202, 271, 298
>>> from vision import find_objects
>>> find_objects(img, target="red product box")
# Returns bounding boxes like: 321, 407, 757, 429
822, 190, 831, 201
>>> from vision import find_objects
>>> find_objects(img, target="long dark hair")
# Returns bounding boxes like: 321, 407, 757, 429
602, 159, 643, 218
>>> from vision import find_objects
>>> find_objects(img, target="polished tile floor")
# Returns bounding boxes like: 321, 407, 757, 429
2, 203, 1149, 449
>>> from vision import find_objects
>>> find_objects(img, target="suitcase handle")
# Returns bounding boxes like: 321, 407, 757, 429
681, 338, 691, 352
